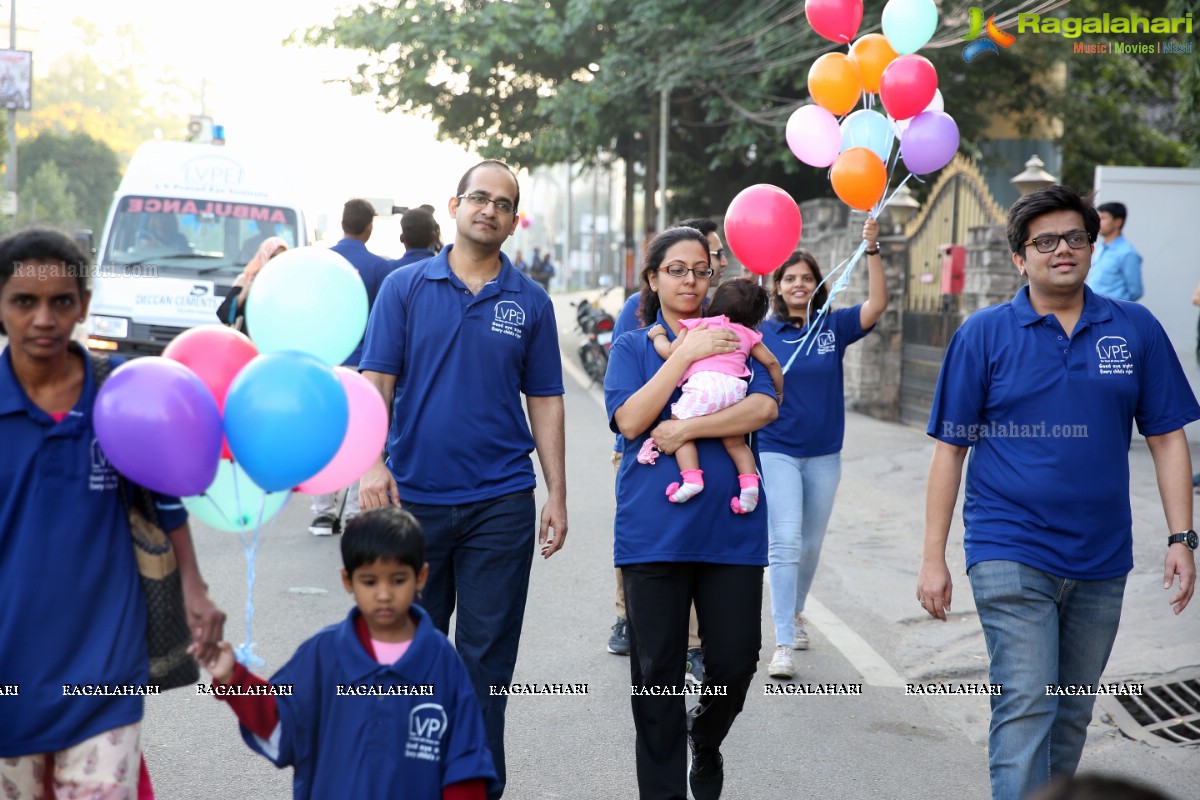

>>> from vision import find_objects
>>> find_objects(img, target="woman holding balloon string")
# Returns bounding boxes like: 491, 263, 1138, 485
0, 227, 225, 798
216, 235, 289, 333
760, 214, 887, 680
605, 226, 777, 799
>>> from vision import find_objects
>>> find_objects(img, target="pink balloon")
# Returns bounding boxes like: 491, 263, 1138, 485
162, 325, 258, 460
296, 367, 388, 495
805, 0, 864, 44
879, 55, 938, 122
786, 105, 842, 168
725, 185, 803, 276
900, 111, 959, 174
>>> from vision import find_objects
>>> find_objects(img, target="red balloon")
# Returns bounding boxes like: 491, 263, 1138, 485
163, 324, 258, 460
806, 0, 864, 44
724, 185, 803, 275
879, 55, 938, 122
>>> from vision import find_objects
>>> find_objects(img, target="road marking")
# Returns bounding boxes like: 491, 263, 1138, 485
805, 597, 906, 687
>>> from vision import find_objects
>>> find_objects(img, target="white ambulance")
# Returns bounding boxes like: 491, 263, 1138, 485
86, 140, 314, 356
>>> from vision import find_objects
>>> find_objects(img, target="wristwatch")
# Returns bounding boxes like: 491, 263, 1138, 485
1167, 530, 1198, 550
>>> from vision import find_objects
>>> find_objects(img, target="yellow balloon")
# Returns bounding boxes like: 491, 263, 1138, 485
808, 53, 863, 117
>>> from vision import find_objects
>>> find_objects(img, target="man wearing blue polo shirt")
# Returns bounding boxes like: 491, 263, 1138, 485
918, 185, 1198, 800
310, 198, 394, 536
358, 160, 567, 800
1085, 201, 1143, 301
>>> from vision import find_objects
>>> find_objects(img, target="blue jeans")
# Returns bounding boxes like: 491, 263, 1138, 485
403, 490, 536, 800
968, 560, 1126, 800
761, 451, 842, 647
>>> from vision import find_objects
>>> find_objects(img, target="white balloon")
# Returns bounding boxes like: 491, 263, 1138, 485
891, 88, 944, 137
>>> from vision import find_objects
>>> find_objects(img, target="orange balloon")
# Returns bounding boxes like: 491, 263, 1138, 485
849, 33, 899, 94
807, 53, 862, 117
830, 147, 888, 211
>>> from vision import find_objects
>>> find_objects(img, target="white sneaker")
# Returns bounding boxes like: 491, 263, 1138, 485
767, 645, 795, 679
793, 614, 810, 650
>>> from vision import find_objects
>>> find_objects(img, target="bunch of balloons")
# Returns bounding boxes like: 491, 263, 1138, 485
94, 247, 387, 533
790, 0, 959, 210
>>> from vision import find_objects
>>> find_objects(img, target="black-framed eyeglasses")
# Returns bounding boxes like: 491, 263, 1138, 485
457, 192, 516, 216
660, 261, 715, 279
1022, 230, 1091, 253
709, 249, 725, 262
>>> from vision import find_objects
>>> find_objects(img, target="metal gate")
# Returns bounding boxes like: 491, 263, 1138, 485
900, 156, 1006, 427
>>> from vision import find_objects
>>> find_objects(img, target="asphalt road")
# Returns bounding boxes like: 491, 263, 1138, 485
137, 302, 1197, 800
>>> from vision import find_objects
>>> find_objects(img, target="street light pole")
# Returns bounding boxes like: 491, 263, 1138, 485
5, 0, 16, 199
656, 88, 668, 233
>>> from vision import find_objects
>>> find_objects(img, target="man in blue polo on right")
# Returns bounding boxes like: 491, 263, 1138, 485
918, 185, 1197, 800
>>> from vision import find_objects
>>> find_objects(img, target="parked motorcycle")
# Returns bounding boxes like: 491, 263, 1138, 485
573, 294, 616, 384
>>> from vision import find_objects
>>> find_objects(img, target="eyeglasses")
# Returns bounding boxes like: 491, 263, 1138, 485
1022, 230, 1091, 253
659, 262, 715, 279
457, 192, 516, 216
709, 249, 725, 262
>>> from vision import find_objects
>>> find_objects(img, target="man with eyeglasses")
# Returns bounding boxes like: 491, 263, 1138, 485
605, 218, 726, 681
1086, 202, 1143, 302
358, 160, 567, 800
919, 185, 1197, 800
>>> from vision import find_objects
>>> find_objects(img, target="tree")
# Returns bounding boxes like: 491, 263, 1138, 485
19, 132, 121, 235
14, 161, 79, 231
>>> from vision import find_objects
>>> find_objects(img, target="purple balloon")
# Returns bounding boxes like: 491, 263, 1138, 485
900, 110, 959, 175
94, 357, 222, 497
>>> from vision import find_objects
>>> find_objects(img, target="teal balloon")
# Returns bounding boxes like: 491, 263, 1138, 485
881, 0, 939, 55
840, 110, 895, 166
246, 247, 368, 366
183, 461, 291, 532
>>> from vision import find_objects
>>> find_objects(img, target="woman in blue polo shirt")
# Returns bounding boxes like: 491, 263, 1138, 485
605, 226, 778, 800
760, 217, 887, 680
0, 227, 224, 797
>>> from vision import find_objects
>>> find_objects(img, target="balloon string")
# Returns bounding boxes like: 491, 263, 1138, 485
233, 493, 266, 669
783, 241, 867, 374
201, 491, 235, 530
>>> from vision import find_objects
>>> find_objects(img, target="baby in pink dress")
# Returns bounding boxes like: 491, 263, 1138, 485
644, 278, 784, 513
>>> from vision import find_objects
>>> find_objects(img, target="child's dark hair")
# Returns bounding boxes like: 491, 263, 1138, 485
706, 277, 769, 328
341, 508, 425, 575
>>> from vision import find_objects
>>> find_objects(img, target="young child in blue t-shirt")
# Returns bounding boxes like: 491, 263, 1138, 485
192, 508, 496, 800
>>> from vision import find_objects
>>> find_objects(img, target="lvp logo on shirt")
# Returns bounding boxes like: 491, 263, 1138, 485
1095, 335, 1133, 376
491, 300, 526, 340
816, 330, 836, 355
89, 439, 119, 492
405, 702, 447, 762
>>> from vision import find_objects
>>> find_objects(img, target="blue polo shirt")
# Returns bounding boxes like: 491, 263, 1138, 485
1086, 234, 1143, 302
605, 309, 773, 566
241, 604, 497, 800
759, 306, 871, 457
359, 245, 563, 504
333, 237, 393, 368
928, 286, 1200, 580
384, 248, 438, 279
0, 346, 188, 755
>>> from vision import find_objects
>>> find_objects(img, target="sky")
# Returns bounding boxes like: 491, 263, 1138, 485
19, 0, 480, 256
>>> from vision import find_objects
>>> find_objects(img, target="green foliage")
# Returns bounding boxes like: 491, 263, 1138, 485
19, 132, 121, 235
301, 0, 1200, 216
15, 161, 80, 231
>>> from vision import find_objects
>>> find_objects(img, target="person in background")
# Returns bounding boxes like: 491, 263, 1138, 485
193, 508, 497, 800
309, 199, 392, 536
919, 185, 1196, 800
215, 236, 289, 334
760, 216, 887, 679
385, 207, 440, 277
0, 226, 225, 800
513, 250, 529, 275
1085, 201, 1143, 301
606, 217, 729, 681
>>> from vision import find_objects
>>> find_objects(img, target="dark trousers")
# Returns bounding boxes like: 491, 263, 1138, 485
405, 490, 536, 800
622, 562, 763, 800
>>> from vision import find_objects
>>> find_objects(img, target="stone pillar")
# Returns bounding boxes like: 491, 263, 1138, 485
960, 224, 1022, 317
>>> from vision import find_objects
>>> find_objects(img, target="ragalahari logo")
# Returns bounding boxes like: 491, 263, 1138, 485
962, 7, 1016, 62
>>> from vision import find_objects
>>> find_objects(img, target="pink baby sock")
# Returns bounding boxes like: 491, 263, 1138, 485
730, 473, 760, 514
667, 469, 704, 503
